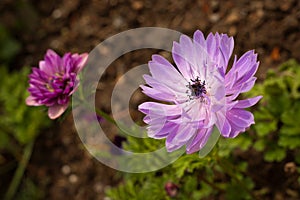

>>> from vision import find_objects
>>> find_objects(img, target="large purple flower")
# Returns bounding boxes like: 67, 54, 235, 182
26, 49, 88, 119
138, 30, 262, 154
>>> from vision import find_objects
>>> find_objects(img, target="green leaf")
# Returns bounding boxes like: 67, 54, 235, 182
264, 147, 286, 162
255, 120, 277, 137
280, 125, 300, 136
0, 66, 51, 145
281, 102, 300, 125
278, 135, 300, 149
253, 140, 266, 151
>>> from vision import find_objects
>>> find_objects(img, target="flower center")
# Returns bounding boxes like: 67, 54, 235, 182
186, 77, 207, 100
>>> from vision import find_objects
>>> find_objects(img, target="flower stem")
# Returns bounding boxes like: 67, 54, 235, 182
4, 141, 34, 200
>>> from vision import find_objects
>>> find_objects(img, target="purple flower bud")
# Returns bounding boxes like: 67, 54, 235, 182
165, 181, 178, 197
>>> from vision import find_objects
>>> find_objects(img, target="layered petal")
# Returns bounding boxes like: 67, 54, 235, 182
48, 103, 68, 119
186, 127, 213, 154
26, 49, 88, 119
225, 50, 259, 97
140, 30, 261, 154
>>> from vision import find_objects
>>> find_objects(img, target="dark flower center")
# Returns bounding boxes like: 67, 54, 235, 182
187, 77, 207, 99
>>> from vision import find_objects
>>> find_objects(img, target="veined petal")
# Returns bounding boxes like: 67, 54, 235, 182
44, 49, 62, 72
25, 96, 41, 106
216, 111, 231, 137
138, 102, 182, 116
227, 109, 254, 128
140, 85, 177, 102
186, 127, 213, 154
166, 124, 197, 152
48, 103, 68, 119
225, 50, 259, 93
219, 34, 234, 71
172, 35, 199, 80
234, 96, 262, 109
193, 30, 206, 49
148, 55, 187, 92
147, 121, 178, 139
72, 53, 88, 73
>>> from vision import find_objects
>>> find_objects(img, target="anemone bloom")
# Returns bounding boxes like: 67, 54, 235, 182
26, 49, 88, 119
139, 30, 262, 154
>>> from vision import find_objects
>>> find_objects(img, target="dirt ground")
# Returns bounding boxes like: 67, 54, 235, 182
1, 0, 300, 199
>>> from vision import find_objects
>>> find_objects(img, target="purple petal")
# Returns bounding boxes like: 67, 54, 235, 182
172, 36, 198, 79
138, 102, 182, 116
227, 109, 254, 129
216, 112, 231, 137
234, 96, 262, 109
193, 30, 206, 49
141, 74, 186, 103
227, 121, 246, 138
148, 55, 187, 92
148, 121, 178, 139
39, 61, 53, 75
186, 127, 213, 154
166, 124, 197, 152
225, 50, 259, 92
206, 33, 219, 60
25, 96, 41, 106
48, 103, 68, 119
72, 53, 88, 73
140, 85, 177, 102
44, 49, 62, 73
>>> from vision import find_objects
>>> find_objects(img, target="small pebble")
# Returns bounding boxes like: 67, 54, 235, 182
93, 182, 103, 193
52, 9, 62, 19
209, 13, 220, 23
132, 1, 143, 10
113, 17, 123, 28
61, 165, 71, 175
225, 10, 240, 24
50, 39, 60, 49
69, 174, 79, 184
284, 162, 297, 174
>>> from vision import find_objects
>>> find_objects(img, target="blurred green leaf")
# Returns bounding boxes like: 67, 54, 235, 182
278, 135, 300, 149
253, 139, 266, 151
264, 147, 286, 162
0, 66, 51, 145
255, 121, 277, 137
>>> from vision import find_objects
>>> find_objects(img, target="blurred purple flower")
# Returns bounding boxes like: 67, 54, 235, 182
164, 181, 178, 197
139, 30, 262, 154
26, 49, 88, 119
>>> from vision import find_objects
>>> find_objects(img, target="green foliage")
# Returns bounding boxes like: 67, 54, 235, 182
0, 66, 50, 146
106, 131, 255, 200
0, 66, 51, 200
14, 178, 44, 200
248, 59, 300, 162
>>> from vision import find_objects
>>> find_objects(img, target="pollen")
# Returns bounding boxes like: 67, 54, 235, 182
186, 77, 207, 99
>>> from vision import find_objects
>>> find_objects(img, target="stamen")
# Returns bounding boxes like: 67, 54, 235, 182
186, 77, 207, 100
45, 83, 54, 92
